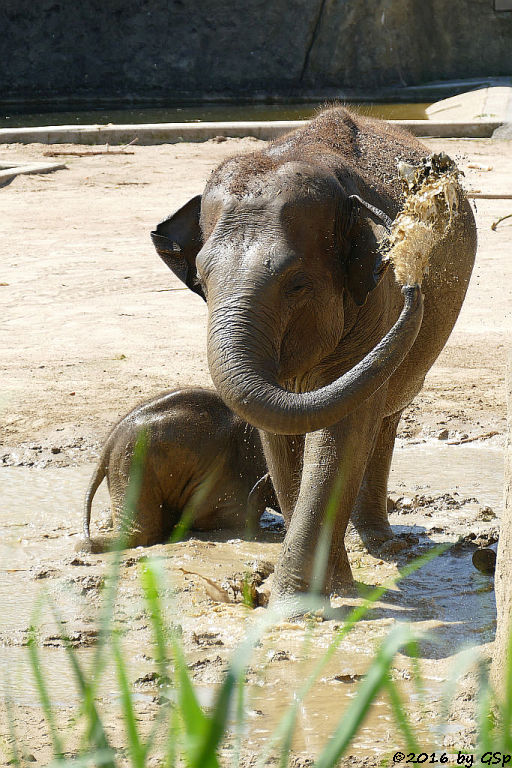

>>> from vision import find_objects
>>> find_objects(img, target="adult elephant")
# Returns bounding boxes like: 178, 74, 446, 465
152, 107, 476, 606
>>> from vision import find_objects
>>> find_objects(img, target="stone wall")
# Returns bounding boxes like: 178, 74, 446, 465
1, 0, 512, 105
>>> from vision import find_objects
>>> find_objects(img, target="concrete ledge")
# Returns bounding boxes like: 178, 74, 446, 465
395, 120, 503, 138
426, 86, 512, 123
0, 121, 300, 145
0, 119, 505, 145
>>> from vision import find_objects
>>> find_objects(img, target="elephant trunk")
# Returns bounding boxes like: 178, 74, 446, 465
207, 285, 424, 435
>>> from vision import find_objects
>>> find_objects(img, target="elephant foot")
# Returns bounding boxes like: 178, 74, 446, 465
75, 536, 94, 554
74, 535, 109, 554
268, 572, 333, 618
352, 520, 395, 555
268, 538, 356, 618
268, 570, 356, 619
268, 579, 358, 620
327, 573, 357, 598
268, 589, 331, 620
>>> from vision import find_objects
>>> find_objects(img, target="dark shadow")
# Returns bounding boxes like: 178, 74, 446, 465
77, 507, 285, 554
341, 521, 497, 659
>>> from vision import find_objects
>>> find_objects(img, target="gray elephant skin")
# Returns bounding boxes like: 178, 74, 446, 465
82, 387, 277, 550
152, 107, 476, 605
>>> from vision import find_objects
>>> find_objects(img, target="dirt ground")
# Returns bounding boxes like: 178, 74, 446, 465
1, 136, 511, 463
1, 135, 511, 765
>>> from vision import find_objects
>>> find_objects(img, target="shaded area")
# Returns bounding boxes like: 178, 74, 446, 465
0, 102, 430, 129
1, 1, 512, 105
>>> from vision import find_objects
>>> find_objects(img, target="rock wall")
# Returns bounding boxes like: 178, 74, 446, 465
1, 0, 512, 104
305, 0, 512, 89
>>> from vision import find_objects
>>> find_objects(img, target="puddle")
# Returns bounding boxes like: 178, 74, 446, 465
0, 440, 502, 756
1, 646, 151, 707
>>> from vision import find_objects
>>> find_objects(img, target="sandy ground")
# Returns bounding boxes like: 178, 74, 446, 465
1, 135, 511, 765
1, 136, 511, 464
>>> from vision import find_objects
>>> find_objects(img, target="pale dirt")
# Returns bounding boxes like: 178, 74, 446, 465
1, 136, 511, 766
1, 137, 511, 465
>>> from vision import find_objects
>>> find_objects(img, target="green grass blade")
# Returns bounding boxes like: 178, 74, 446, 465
476, 658, 496, 753
230, 673, 246, 768
138, 558, 180, 759
186, 596, 312, 768
437, 645, 480, 745
50, 605, 116, 766
274, 614, 327, 760
4, 683, 22, 768
384, 677, 419, 753
168, 631, 212, 765
170, 640, 204, 730
405, 637, 427, 714
278, 699, 299, 768
84, 431, 149, 720
315, 623, 413, 768
112, 631, 146, 767
197, 598, 318, 768
27, 624, 64, 759
168, 505, 196, 544
164, 700, 181, 768
139, 560, 169, 680
502, 625, 512, 751
191, 669, 239, 768
310, 471, 345, 595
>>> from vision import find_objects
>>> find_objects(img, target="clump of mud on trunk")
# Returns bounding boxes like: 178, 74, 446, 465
381, 153, 464, 286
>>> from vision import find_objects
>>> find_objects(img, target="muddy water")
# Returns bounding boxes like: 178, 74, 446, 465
0, 441, 502, 756
391, 441, 504, 509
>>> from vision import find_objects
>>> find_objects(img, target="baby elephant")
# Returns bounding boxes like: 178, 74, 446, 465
81, 387, 277, 550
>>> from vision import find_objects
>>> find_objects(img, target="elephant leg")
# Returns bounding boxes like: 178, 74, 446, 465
351, 410, 402, 550
111, 468, 166, 547
259, 432, 305, 526
126, 495, 166, 546
271, 403, 382, 604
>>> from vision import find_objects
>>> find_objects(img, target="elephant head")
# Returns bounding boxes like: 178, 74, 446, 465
152, 158, 423, 437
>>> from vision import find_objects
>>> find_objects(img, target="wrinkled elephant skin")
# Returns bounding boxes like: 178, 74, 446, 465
152, 108, 477, 606
80, 388, 277, 550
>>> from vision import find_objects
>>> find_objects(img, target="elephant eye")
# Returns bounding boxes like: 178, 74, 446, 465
285, 273, 311, 298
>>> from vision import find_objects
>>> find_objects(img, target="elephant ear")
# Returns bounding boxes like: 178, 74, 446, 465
150, 195, 205, 301
343, 195, 392, 307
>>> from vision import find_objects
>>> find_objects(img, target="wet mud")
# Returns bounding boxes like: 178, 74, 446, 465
0, 441, 502, 764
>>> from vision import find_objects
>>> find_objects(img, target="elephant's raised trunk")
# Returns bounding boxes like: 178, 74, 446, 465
207, 285, 424, 435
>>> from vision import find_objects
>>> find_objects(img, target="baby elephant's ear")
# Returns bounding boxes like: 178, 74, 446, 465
345, 195, 391, 307
151, 195, 205, 300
